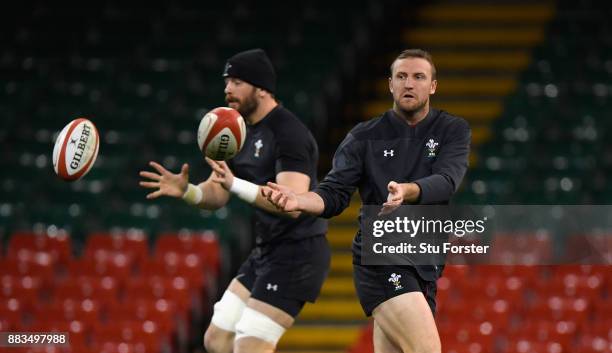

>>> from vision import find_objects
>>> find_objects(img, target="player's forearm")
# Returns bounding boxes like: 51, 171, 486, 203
197, 181, 230, 210
253, 191, 301, 218
296, 192, 325, 215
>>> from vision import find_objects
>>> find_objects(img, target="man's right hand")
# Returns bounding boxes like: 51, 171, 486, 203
261, 182, 300, 212
139, 161, 189, 199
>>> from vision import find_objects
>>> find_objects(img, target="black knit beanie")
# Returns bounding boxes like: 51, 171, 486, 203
222, 48, 276, 94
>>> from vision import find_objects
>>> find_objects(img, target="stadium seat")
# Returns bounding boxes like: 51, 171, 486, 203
583, 320, 612, 340
535, 273, 605, 301
33, 298, 101, 325
105, 299, 176, 334
0, 297, 24, 330
439, 321, 497, 348
0, 253, 56, 280
576, 334, 612, 353
139, 252, 206, 292
26, 319, 88, 347
85, 231, 149, 264
67, 252, 134, 281
91, 320, 169, 352
155, 231, 220, 273
565, 234, 612, 263
1, 275, 44, 302
123, 276, 191, 313
8, 231, 72, 266
490, 232, 553, 265
460, 276, 526, 302
442, 341, 490, 353
506, 320, 577, 350
52, 276, 120, 307
503, 340, 564, 353
525, 296, 591, 325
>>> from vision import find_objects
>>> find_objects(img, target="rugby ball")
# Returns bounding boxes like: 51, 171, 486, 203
52, 118, 100, 181
197, 107, 246, 160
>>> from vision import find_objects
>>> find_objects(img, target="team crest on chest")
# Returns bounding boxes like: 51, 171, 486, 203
254, 139, 263, 157
426, 138, 439, 157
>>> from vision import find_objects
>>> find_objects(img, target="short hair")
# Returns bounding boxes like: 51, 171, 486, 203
390, 49, 437, 80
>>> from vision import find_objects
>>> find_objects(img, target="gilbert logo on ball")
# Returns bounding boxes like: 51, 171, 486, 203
197, 107, 246, 161
52, 118, 100, 181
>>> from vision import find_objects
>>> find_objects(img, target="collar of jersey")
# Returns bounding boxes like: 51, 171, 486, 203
387, 108, 438, 138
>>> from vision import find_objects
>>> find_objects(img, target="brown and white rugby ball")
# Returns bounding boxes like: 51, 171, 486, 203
52, 118, 100, 181
197, 107, 246, 161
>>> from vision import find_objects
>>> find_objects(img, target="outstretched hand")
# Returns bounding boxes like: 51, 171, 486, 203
139, 161, 189, 200
205, 157, 234, 190
379, 181, 404, 216
261, 182, 299, 212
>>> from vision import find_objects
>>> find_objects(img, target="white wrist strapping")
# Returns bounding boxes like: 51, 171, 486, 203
182, 183, 203, 206
230, 177, 259, 204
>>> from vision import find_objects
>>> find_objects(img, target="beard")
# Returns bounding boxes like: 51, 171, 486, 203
225, 88, 258, 118
395, 95, 428, 117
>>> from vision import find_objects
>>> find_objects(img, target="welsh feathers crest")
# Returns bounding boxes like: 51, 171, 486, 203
388, 273, 403, 290
426, 138, 439, 157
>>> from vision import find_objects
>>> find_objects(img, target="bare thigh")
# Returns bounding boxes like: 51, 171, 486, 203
373, 292, 441, 353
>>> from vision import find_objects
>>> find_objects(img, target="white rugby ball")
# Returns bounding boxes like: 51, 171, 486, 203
197, 107, 246, 160
52, 118, 100, 181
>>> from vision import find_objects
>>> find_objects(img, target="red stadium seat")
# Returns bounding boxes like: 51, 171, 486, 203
553, 264, 605, 277
0, 254, 56, 280
507, 320, 577, 350
139, 253, 206, 292
593, 301, 612, 321
0, 298, 24, 329
504, 340, 564, 353
8, 231, 72, 266
33, 298, 101, 325
472, 265, 542, 284
565, 234, 612, 263
52, 276, 120, 305
460, 276, 526, 303
156, 231, 220, 273
438, 321, 497, 348
92, 320, 169, 351
123, 276, 191, 313
105, 299, 176, 334
583, 319, 612, 339
442, 265, 470, 278
471, 300, 512, 329
92, 342, 154, 353
26, 319, 88, 347
85, 231, 149, 265
442, 341, 490, 353
576, 334, 612, 353
490, 232, 553, 265
1, 275, 43, 303
67, 252, 134, 281
536, 273, 605, 301
525, 296, 591, 324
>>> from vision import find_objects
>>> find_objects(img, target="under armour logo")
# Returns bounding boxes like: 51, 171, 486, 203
222, 62, 232, 77
254, 139, 263, 157
266, 283, 278, 291
384, 150, 394, 157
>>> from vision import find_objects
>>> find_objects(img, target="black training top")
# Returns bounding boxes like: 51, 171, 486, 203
230, 105, 328, 245
313, 108, 470, 280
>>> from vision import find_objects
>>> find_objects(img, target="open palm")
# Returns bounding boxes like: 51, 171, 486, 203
139, 161, 189, 199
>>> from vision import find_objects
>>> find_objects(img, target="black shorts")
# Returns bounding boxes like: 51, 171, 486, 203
236, 235, 330, 317
353, 264, 437, 317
